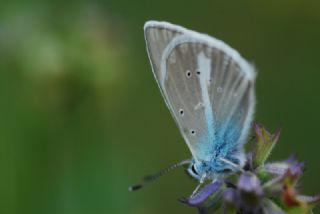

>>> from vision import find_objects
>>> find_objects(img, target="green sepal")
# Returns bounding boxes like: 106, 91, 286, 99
262, 199, 286, 214
252, 123, 281, 168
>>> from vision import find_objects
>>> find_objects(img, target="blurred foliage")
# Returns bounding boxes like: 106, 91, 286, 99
0, 1, 319, 214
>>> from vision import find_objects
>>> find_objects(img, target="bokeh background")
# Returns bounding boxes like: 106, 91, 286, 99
0, 1, 319, 213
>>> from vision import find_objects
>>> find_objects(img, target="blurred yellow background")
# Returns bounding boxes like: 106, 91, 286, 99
0, 1, 319, 213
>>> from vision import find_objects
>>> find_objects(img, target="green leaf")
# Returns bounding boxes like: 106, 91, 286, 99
286, 206, 313, 214
296, 195, 320, 211
252, 123, 281, 168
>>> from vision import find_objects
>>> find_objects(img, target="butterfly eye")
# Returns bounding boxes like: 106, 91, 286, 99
196, 70, 201, 75
191, 164, 198, 175
179, 109, 184, 116
190, 130, 196, 135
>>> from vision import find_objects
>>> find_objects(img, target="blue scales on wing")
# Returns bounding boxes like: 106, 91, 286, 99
144, 21, 255, 178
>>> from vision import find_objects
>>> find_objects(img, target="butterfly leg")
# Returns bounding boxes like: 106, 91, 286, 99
191, 173, 207, 197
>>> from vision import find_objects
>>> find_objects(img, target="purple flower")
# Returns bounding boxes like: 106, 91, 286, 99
181, 180, 223, 206
181, 124, 320, 213
238, 172, 263, 197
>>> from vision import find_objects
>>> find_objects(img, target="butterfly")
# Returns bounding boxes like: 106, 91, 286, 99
129, 21, 255, 191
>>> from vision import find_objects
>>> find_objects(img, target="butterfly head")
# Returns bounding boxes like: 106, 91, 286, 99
187, 156, 243, 181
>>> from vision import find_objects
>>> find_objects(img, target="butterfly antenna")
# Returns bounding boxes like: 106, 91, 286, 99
128, 159, 191, 192
219, 157, 244, 173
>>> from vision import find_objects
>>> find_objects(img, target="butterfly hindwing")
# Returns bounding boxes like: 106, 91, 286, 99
144, 21, 255, 168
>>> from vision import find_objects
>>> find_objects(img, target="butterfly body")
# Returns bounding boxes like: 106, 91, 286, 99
144, 21, 255, 182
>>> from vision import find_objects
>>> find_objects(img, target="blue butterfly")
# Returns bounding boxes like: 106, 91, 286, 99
130, 21, 255, 192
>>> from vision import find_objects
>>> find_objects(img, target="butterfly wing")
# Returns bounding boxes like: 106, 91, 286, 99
144, 21, 255, 166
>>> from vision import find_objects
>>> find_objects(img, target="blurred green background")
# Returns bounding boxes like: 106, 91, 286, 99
0, 1, 319, 213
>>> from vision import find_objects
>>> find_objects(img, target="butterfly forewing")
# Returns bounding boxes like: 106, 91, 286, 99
144, 25, 183, 78
144, 21, 255, 166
